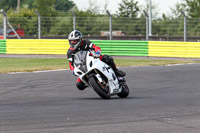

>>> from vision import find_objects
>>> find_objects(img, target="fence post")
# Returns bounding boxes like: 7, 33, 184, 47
143, 11, 149, 41
106, 10, 112, 40
35, 10, 41, 39
149, 0, 152, 36
71, 10, 76, 30
181, 11, 187, 42
0, 9, 7, 39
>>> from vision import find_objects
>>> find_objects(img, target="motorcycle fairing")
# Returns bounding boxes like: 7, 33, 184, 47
73, 51, 122, 95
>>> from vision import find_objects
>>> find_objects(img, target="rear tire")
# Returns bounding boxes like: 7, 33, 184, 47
88, 76, 110, 99
117, 84, 129, 98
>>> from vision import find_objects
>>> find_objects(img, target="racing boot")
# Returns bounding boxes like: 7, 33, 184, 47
109, 59, 126, 77
114, 68, 126, 77
102, 55, 126, 77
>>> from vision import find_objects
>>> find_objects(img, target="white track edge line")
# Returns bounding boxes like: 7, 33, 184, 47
7, 63, 200, 75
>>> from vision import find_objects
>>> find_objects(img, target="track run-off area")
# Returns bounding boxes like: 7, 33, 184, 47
1, 64, 200, 133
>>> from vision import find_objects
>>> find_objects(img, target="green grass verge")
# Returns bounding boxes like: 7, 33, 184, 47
0, 58, 199, 74
115, 59, 200, 66
0, 58, 68, 74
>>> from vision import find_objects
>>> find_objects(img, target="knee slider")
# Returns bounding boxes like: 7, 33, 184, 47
76, 82, 86, 90
108, 56, 114, 62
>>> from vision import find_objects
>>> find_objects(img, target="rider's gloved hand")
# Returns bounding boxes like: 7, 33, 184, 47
94, 50, 101, 58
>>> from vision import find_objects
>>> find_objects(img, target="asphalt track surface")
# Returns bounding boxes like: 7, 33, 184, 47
1, 64, 200, 133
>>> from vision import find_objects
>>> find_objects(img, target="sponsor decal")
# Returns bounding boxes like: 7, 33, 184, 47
102, 65, 110, 73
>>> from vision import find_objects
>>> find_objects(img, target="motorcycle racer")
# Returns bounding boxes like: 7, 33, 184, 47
67, 30, 126, 90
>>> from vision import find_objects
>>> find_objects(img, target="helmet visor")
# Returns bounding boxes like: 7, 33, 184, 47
71, 40, 78, 44
69, 39, 81, 49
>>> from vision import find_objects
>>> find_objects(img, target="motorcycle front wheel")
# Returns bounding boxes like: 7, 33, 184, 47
88, 76, 110, 99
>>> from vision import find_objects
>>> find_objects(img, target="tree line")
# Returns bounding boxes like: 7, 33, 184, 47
0, 0, 200, 37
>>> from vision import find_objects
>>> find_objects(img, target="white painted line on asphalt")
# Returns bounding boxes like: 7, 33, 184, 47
164, 63, 197, 66
33, 69, 68, 73
7, 63, 200, 75
8, 69, 69, 75
127, 63, 199, 68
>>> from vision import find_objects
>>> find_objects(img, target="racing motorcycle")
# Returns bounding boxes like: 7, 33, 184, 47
73, 50, 129, 99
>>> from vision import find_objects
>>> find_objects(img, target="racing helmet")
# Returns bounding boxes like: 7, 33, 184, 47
68, 30, 82, 49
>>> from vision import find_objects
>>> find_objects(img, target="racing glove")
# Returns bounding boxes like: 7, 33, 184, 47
94, 50, 101, 58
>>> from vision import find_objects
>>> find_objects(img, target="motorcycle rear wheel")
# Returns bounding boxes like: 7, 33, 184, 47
88, 76, 110, 99
117, 84, 129, 98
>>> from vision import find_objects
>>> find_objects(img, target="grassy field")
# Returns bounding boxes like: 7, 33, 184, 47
0, 58, 200, 74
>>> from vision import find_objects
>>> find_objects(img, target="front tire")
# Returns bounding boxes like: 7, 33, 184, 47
88, 76, 110, 99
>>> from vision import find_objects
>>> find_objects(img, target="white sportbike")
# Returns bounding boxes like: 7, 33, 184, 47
73, 50, 129, 99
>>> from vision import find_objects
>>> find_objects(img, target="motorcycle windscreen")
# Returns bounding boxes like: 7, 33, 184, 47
74, 51, 88, 73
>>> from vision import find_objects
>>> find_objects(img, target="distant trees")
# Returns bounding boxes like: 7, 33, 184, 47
21, 0, 35, 9
0, 0, 18, 11
185, 0, 200, 18
117, 0, 139, 18
1, 0, 200, 37
169, 0, 200, 36
1, 0, 76, 37
0, 0, 75, 15
171, 0, 200, 18
34, 0, 56, 17
55, 0, 75, 12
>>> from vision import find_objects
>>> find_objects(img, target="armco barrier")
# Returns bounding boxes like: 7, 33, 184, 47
92, 40, 148, 56
0, 40, 6, 54
149, 41, 200, 58
6, 39, 69, 54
